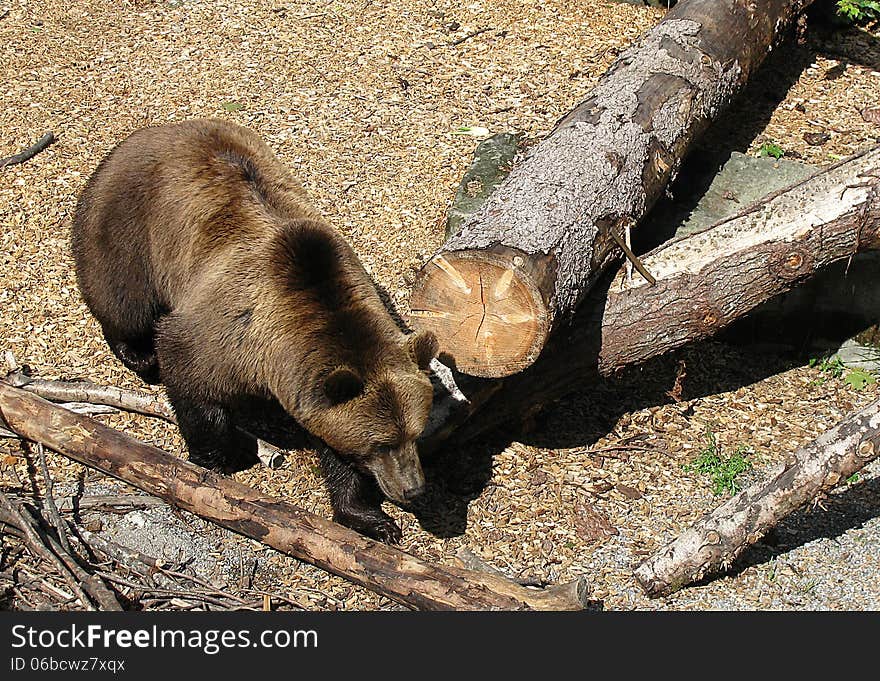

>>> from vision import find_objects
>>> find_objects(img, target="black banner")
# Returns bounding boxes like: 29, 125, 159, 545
0, 610, 869, 676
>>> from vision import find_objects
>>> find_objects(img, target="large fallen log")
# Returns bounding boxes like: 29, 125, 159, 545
0, 382, 589, 611
634, 397, 880, 596
409, 0, 816, 378
422, 147, 880, 449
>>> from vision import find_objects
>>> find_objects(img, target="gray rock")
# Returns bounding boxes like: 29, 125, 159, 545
836, 338, 880, 371
445, 132, 525, 239
668, 152, 816, 237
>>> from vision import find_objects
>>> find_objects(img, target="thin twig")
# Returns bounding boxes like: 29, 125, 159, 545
74, 527, 266, 609
241, 588, 308, 610
449, 27, 493, 47
17, 566, 76, 603
0, 132, 55, 168
33, 442, 72, 554
0, 492, 96, 610
95, 572, 258, 610
26, 507, 123, 611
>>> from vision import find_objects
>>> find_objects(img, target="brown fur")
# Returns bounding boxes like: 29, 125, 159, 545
72, 119, 438, 541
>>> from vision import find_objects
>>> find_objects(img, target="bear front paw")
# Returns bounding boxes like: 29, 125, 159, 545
370, 516, 403, 545
334, 509, 402, 544
188, 446, 257, 474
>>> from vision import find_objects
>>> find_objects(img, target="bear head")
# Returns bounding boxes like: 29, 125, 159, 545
310, 329, 439, 504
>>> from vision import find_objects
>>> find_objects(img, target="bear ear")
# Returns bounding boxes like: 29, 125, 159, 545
405, 330, 440, 371
323, 367, 364, 405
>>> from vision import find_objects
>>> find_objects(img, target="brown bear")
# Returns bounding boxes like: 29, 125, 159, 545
71, 118, 439, 543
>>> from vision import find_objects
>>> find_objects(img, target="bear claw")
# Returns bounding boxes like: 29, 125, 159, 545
335, 510, 402, 544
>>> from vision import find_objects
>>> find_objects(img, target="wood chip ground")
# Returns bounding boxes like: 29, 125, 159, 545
2, 1, 879, 610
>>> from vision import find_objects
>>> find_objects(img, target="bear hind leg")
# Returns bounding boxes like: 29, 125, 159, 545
318, 446, 402, 544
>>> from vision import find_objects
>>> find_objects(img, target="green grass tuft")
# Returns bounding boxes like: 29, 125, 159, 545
685, 430, 753, 496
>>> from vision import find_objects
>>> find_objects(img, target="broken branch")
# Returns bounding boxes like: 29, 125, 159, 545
0, 132, 55, 168
634, 397, 880, 596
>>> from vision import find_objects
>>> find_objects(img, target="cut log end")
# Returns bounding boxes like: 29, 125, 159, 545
408, 250, 549, 378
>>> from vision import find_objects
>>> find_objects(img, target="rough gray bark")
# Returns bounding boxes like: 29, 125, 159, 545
409, 0, 816, 378
0, 382, 590, 611
634, 397, 880, 596
421, 147, 880, 448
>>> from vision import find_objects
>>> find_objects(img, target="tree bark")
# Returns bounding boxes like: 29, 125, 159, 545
633, 397, 880, 597
422, 147, 880, 449
4, 369, 175, 422
0, 382, 589, 611
409, 0, 816, 378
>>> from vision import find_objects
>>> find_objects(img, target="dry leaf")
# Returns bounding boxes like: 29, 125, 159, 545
861, 107, 880, 126
574, 501, 618, 543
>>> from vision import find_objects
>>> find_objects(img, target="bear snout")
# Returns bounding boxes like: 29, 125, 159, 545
401, 480, 426, 503
366, 444, 425, 506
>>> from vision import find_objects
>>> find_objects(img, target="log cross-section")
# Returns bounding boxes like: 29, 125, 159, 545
409, 0, 816, 377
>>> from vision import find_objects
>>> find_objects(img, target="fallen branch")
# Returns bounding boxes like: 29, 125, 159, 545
94, 572, 256, 611
56, 493, 166, 514
0, 132, 55, 169
5, 369, 175, 422
0, 382, 590, 610
32, 442, 72, 555
3, 368, 285, 468
634, 397, 880, 597
0, 491, 122, 610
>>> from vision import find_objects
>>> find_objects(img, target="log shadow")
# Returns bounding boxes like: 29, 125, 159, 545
414, 21, 880, 537
251, 24, 880, 540
807, 9, 880, 73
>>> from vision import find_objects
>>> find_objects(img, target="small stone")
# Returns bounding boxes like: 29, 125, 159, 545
84, 518, 103, 533
861, 107, 880, 126
803, 131, 830, 146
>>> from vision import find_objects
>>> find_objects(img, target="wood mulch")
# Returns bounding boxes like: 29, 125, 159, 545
1, 1, 879, 611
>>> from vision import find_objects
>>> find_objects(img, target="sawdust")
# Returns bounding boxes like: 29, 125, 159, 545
1, 1, 879, 610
